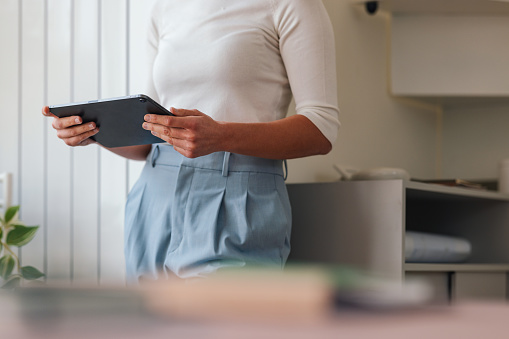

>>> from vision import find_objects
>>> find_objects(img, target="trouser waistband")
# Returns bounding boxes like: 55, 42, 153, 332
150, 144, 287, 178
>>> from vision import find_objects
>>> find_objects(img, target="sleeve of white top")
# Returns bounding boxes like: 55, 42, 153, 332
144, 2, 163, 104
273, 0, 341, 145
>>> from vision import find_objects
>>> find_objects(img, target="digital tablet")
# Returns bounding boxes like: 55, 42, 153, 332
49, 94, 173, 148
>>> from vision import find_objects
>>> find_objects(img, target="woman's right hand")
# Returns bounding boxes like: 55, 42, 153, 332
42, 106, 99, 146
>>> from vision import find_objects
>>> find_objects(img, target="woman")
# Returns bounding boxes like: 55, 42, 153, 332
42, 0, 340, 282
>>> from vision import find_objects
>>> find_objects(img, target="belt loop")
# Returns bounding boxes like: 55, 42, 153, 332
283, 159, 288, 181
222, 152, 231, 177
151, 145, 160, 168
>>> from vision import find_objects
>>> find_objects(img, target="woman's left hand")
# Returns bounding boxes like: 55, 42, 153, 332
143, 108, 225, 158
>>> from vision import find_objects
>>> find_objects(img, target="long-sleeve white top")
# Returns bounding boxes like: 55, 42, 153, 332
145, 0, 340, 145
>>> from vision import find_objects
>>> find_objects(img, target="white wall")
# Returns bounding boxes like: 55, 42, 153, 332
0, 0, 439, 285
442, 103, 509, 180
287, 1, 438, 183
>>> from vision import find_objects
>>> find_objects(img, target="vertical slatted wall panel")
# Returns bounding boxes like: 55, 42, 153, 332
99, 0, 128, 285
72, 0, 101, 285
0, 0, 20, 207
46, 0, 73, 283
0, 0, 156, 286
19, 0, 46, 275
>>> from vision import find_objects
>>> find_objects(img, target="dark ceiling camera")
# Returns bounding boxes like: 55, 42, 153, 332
365, 1, 378, 15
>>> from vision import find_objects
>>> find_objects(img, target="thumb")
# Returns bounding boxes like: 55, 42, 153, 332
170, 107, 205, 117
42, 106, 57, 118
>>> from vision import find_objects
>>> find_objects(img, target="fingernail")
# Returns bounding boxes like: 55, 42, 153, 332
75, 117, 81, 124
142, 123, 148, 129
144, 115, 150, 122
89, 123, 94, 129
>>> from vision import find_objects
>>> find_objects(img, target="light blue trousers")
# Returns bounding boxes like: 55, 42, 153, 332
124, 144, 291, 282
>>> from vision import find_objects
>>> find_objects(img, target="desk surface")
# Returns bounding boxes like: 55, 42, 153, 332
3, 301, 509, 339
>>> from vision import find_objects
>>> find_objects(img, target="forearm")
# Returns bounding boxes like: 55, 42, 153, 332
102, 144, 152, 161
220, 115, 332, 160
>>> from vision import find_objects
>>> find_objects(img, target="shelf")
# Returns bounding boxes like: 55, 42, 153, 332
405, 263, 509, 272
405, 180, 509, 202
288, 180, 509, 300
393, 96, 509, 109
356, 0, 509, 15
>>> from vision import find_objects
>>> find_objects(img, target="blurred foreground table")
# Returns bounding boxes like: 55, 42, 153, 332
2, 291, 508, 339
2, 268, 508, 339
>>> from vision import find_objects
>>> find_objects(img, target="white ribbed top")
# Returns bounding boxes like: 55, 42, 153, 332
145, 0, 340, 144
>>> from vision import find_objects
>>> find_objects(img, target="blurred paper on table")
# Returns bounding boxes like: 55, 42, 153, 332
140, 267, 335, 322
141, 265, 434, 320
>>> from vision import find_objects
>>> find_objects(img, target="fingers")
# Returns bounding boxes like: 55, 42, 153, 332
42, 106, 98, 147
60, 127, 99, 147
144, 108, 203, 129
169, 107, 204, 117
56, 122, 97, 139
142, 107, 218, 158
43, 106, 85, 130
52, 115, 84, 130
143, 121, 186, 138
173, 144, 196, 159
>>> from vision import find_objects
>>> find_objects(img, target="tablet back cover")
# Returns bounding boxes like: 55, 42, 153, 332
49, 95, 171, 148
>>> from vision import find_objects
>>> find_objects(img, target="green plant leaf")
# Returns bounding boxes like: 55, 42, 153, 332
0, 242, 3, 253
4, 206, 20, 224
0, 255, 15, 280
21, 266, 45, 280
6, 225, 39, 247
2, 275, 21, 290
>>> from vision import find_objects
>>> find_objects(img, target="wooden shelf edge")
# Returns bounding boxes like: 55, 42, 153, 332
405, 180, 509, 201
405, 263, 509, 272
352, 0, 509, 15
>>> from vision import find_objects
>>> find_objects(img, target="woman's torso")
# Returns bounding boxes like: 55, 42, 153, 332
150, 0, 292, 123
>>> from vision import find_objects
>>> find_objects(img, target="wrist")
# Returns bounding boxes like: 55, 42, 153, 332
217, 121, 235, 153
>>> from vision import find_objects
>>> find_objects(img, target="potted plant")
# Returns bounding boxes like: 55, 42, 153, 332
0, 206, 45, 289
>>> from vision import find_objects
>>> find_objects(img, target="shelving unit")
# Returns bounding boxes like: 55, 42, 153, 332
315, 1, 509, 301
287, 180, 509, 301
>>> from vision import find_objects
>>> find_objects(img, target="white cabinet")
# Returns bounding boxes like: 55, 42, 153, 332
390, 15, 509, 102
287, 180, 509, 301
355, 0, 509, 105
